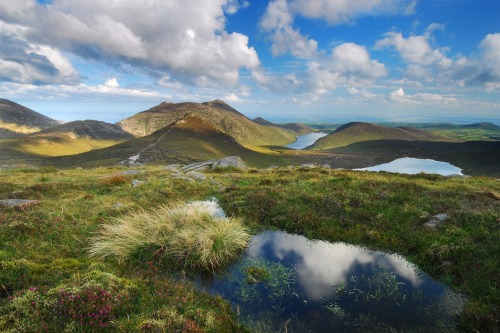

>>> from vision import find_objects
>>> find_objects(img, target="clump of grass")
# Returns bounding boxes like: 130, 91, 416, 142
89, 200, 250, 271
99, 175, 129, 186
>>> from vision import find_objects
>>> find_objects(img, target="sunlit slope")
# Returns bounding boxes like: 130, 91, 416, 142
0, 120, 133, 157
118, 100, 297, 146
0, 99, 60, 138
308, 122, 449, 150
51, 115, 289, 168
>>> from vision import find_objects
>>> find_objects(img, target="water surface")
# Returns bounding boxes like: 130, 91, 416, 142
201, 231, 464, 332
286, 132, 328, 150
356, 157, 463, 176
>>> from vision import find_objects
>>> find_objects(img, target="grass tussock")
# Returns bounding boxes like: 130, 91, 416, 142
89, 199, 250, 271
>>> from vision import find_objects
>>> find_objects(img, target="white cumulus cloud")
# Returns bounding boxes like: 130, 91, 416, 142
0, 0, 260, 87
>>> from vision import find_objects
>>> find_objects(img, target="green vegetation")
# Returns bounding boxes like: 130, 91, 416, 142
308, 122, 448, 150
118, 100, 297, 146
0, 165, 498, 332
89, 201, 250, 271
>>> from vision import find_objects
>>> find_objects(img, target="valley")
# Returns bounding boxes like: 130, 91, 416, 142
0, 99, 499, 332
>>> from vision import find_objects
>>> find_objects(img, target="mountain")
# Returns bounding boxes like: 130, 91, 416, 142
307, 122, 448, 150
461, 122, 500, 131
253, 117, 315, 135
50, 114, 288, 168
0, 99, 60, 138
117, 100, 297, 146
36, 120, 134, 140
0, 120, 133, 158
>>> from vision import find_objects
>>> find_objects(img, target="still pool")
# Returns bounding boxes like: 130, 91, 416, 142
356, 157, 463, 176
200, 231, 464, 332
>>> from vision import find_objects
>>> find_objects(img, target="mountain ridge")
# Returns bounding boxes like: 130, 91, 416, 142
0, 99, 60, 138
117, 100, 297, 146
308, 121, 449, 150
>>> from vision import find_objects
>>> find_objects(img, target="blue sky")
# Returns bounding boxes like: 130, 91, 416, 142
0, 0, 499, 124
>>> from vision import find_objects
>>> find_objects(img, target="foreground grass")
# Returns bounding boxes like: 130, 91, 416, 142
0, 165, 498, 332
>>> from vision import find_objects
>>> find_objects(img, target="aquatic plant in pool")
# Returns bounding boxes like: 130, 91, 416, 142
203, 231, 465, 332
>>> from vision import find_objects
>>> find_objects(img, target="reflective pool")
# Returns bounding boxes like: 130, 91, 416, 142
286, 132, 328, 150
201, 231, 464, 332
356, 157, 463, 176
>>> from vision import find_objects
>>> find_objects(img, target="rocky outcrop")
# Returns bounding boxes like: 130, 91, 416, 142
423, 213, 448, 230
180, 156, 248, 172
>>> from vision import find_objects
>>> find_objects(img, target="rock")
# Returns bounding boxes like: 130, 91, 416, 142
264, 165, 278, 171
181, 160, 217, 172
321, 164, 331, 169
165, 164, 181, 171
118, 169, 143, 175
212, 156, 248, 170
132, 180, 145, 187
300, 163, 315, 168
186, 171, 206, 182
113, 203, 126, 209
424, 213, 448, 230
0, 199, 40, 208
172, 175, 196, 183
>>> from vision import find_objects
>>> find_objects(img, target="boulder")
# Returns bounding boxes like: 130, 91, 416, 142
0, 199, 40, 208
181, 160, 217, 172
165, 164, 181, 171
132, 180, 146, 187
212, 156, 248, 170
172, 175, 195, 183
186, 171, 207, 182
423, 213, 448, 230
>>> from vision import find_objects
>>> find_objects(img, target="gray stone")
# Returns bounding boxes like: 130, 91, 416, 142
113, 203, 126, 209
186, 171, 206, 182
181, 160, 217, 172
132, 180, 146, 187
212, 156, 248, 170
300, 163, 315, 168
172, 175, 196, 183
165, 164, 181, 171
321, 164, 331, 169
0, 199, 40, 208
424, 213, 448, 230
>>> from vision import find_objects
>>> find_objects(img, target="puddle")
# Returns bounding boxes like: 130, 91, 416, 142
356, 157, 463, 176
200, 231, 464, 332
286, 132, 328, 150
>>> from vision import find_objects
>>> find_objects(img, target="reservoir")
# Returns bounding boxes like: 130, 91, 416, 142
286, 132, 328, 150
356, 157, 463, 176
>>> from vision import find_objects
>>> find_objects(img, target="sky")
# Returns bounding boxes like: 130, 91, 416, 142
0, 0, 499, 124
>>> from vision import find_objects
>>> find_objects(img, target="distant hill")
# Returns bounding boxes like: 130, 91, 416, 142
330, 139, 500, 177
0, 120, 133, 157
50, 114, 288, 168
253, 117, 315, 135
37, 120, 133, 140
461, 122, 500, 131
307, 122, 448, 150
0, 99, 60, 138
118, 100, 297, 146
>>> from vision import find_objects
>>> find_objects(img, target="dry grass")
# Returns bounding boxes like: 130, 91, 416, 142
89, 200, 250, 270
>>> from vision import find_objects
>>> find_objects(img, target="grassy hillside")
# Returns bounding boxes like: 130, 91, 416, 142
0, 120, 133, 159
0, 166, 498, 332
118, 100, 297, 146
308, 122, 449, 150
253, 117, 315, 135
50, 115, 289, 168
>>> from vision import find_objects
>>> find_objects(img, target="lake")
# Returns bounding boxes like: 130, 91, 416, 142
286, 132, 328, 149
201, 230, 464, 332
356, 157, 463, 176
